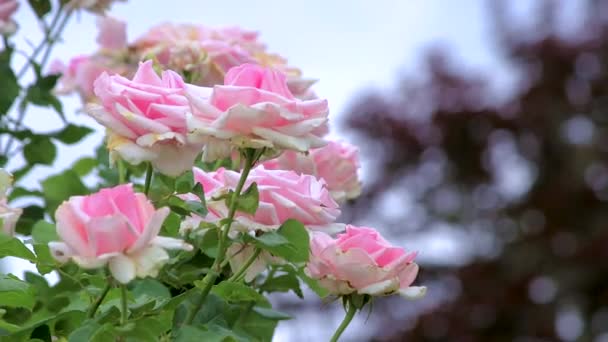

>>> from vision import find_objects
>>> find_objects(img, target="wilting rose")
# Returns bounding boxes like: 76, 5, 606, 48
263, 140, 361, 202
306, 225, 426, 299
0, 169, 21, 236
183, 166, 343, 234
186, 64, 329, 160
49, 184, 192, 284
0, 0, 18, 34
96, 16, 127, 50
87, 60, 202, 176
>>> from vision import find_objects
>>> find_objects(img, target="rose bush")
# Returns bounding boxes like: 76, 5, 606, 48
0, 3, 426, 341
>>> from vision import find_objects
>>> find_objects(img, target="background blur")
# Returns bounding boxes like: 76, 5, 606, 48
11, 0, 608, 341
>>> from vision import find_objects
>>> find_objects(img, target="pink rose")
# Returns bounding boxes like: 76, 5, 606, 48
52, 55, 120, 101
0, 169, 21, 237
306, 225, 426, 298
263, 141, 361, 202
144, 40, 255, 86
184, 166, 343, 234
0, 0, 18, 34
48, 184, 192, 284
86, 60, 202, 176
96, 16, 127, 50
186, 64, 329, 160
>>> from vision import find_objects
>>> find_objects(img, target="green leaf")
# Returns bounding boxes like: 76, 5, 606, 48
210, 282, 264, 303
72, 157, 97, 176
161, 211, 181, 237
31, 221, 57, 244
33, 244, 56, 275
247, 219, 310, 264
251, 306, 292, 320
175, 170, 194, 194
260, 273, 303, 298
24, 74, 64, 120
53, 124, 93, 144
0, 48, 20, 115
174, 325, 238, 342
68, 321, 118, 342
41, 170, 88, 213
231, 182, 259, 214
168, 195, 207, 217
27, 0, 52, 18
15, 205, 45, 235
0, 274, 36, 310
23, 137, 57, 165
8, 187, 43, 201
0, 233, 37, 262
248, 231, 289, 247
200, 228, 219, 258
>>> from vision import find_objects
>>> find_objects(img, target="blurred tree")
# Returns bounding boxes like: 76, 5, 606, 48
341, 1, 608, 341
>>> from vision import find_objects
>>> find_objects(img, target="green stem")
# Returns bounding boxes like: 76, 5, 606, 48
228, 248, 261, 282
183, 149, 256, 325
330, 300, 357, 342
5, 7, 72, 157
16, 5, 64, 79
118, 159, 126, 184
120, 284, 128, 325
143, 163, 153, 195
86, 282, 111, 318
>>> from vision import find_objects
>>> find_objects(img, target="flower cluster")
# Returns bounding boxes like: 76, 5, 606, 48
54, 17, 315, 102
42, 16, 425, 338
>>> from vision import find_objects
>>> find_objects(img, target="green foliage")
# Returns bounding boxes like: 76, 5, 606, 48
23, 137, 56, 165
41, 170, 88, 213
0, 275, 36, 310
27, 0, 52, 18
0, 48, 20, 116
53, 124, 93, 144
226, 182, 259, 214
210, 282, 265, 303
0, 233, 36, 262
245, 219, 310, 264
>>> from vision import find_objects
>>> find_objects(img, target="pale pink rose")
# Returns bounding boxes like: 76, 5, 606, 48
144, 40, 255, 86
135, 23, 263, 53
0, 0, 18, 34
48, 184, 192, 284
86, 60, 202, 176
306, 225, 426, 299
96, 16, 127, 50
187, 166, 343, 233
263, 141, 361, 202
0, 169, 20, 237
52, 55, 119, 101
186, 64, 329, 160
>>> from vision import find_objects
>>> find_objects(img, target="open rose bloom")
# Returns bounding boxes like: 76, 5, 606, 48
49, 184, 192, 284
0, 169, 21, 236
263, 140, 361, 203
181, 166, 343, 234
186, 64, 329, 161
306, 225, 426, 299
87, 60, 203, 176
